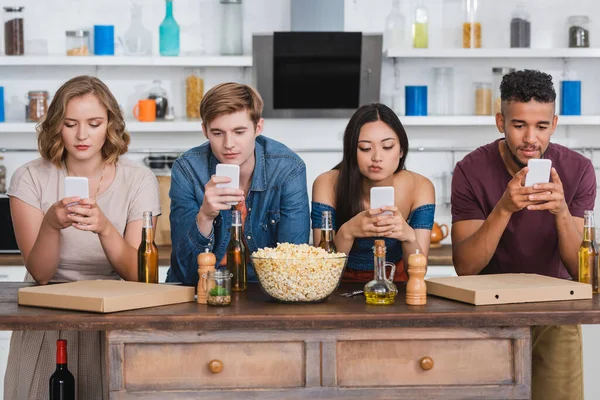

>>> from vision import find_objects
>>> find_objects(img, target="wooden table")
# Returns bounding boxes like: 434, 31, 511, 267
2, 282, 600, 399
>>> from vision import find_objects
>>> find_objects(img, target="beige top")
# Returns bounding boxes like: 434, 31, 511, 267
7, 157, 161, 283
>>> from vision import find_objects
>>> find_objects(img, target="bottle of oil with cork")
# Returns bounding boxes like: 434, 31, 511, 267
364, 240, 398, 305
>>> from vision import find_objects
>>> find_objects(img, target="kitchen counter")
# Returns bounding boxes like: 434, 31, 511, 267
2, 282, 599, 398
0, 282, 598, 331
0, 244, 454, 267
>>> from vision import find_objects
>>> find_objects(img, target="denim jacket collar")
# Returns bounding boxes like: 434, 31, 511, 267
207, 138, 267, 193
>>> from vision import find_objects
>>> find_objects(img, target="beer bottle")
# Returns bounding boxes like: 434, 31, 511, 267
138, 211, 159, 283
227, 209, 247, 291
319, 210, 336, 253
578, 210, 598, 293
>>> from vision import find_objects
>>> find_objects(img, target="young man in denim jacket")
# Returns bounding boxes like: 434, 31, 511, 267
167, 83, 310, 285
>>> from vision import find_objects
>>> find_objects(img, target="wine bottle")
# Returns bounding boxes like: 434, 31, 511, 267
49, 339, 75, 400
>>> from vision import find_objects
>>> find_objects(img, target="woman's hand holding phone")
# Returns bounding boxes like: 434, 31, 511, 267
66, 198, 111, 235
344, 209, 395, 239
44, 197, 82, 230
374, 206, 416, 242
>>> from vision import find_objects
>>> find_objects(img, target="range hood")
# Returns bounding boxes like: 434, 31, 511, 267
291, 0, 344, 31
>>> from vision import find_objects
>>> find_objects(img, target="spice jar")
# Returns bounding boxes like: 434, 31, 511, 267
568, 16, 590, 48
27, 91, 49, 122
474, 82, 492, 116
65, 30, 90, 56
3, 7, 24, 56
492, 67, 515, 114
203, 270, 232, 306
185, 68, 204, 119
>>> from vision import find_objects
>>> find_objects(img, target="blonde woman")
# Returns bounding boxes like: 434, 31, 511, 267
4, 75, 160, 399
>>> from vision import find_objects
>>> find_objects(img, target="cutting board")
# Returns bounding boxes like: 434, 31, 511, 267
18, 280, 195, 313
426, 273, 592, 305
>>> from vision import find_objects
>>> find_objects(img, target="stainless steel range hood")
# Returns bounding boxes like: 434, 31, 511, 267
291, 0, 344, 31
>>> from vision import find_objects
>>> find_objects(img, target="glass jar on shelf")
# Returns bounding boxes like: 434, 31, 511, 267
412, 0, 428, 48
185, 68, 204, 119
474, 82, 492, 115
203, 270, 232, 306
462, 0, 481, 48
27, 91, 49, 122
432, 67, 454, 116
568, 16, 590, 48
510, 2, 530, 48
492, 67, 515, 114
148, 79, 169, 119
3, 6, 24, 56
384, 0, 405, 51
124, 3, 153, 56
65, 30, 90, 56
220, 0, 243, 55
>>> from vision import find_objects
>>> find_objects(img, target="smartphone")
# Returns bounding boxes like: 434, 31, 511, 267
64, 177, 89, 199
215, 164, 240, 206
524, 159, 552, 187
370, 186, 395, 215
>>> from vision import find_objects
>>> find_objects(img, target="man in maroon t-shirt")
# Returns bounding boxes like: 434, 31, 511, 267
451, 70, 595, 400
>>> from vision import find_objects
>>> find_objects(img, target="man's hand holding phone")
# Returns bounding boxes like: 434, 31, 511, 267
199, 164, 243, 221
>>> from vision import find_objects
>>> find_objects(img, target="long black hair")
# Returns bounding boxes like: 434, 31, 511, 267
333, 103, 409, 230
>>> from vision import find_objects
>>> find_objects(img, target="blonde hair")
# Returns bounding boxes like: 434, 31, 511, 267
37, 75, 130, 167
200, 82, 263, 128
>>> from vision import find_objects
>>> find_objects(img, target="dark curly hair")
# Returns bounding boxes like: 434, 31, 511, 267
500, 69, 556, 105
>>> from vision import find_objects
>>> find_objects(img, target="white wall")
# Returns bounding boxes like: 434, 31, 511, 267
1, 0, 600, 398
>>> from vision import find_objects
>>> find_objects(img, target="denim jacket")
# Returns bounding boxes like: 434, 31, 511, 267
166, 136, 310, 286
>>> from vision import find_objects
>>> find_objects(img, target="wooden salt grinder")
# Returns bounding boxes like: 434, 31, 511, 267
406, 250, 427, 305
197, 249, 216, 304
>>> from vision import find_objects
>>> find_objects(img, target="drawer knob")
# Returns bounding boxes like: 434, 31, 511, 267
208, 359, 223, 373
419, 356, 434, 371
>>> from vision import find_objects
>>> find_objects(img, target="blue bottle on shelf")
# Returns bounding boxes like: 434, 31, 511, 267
159, 0, 180, 56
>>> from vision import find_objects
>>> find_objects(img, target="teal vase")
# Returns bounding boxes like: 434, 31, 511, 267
159, 0, 180, 56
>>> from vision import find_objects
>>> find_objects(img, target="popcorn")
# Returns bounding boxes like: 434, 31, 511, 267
252, 243, 347, 302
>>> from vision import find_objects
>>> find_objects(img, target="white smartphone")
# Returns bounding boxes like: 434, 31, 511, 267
64, 176, 89, 199
524, 159, 552, 187
215, 164, 240, 206
370, 186, 395, 215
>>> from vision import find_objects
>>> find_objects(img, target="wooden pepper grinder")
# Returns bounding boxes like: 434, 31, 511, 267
406, 250, 427, 305
197, 249, 216, 304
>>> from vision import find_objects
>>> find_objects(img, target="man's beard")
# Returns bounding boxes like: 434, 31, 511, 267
504, 140, 547, 169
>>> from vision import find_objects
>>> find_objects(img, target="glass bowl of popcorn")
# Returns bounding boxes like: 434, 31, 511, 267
251, 243, 348, 303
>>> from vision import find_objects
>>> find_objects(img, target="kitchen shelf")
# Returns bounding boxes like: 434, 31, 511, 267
0, 120, 203, 133
2, 116, 599, 133
385, 48, 600, 59
0, 55, 253, 67
398, 116, 600, 126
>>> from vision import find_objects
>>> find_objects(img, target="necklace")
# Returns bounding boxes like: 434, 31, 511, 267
64, 162, 107, 200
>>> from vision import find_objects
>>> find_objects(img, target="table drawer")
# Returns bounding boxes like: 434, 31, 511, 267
123, 341, 305, 391
337, 338, 514, 387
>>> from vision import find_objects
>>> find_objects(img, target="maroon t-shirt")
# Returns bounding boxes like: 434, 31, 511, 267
451, 139, 596, 279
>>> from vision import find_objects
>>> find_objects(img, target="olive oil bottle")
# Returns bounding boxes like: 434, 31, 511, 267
364, 240, 398, 305
578, 210, 598, 293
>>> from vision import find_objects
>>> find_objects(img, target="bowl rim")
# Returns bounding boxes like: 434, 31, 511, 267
250, 255, 348, 260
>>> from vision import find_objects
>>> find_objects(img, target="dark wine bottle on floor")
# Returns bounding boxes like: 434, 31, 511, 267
49, 339, 75, 400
